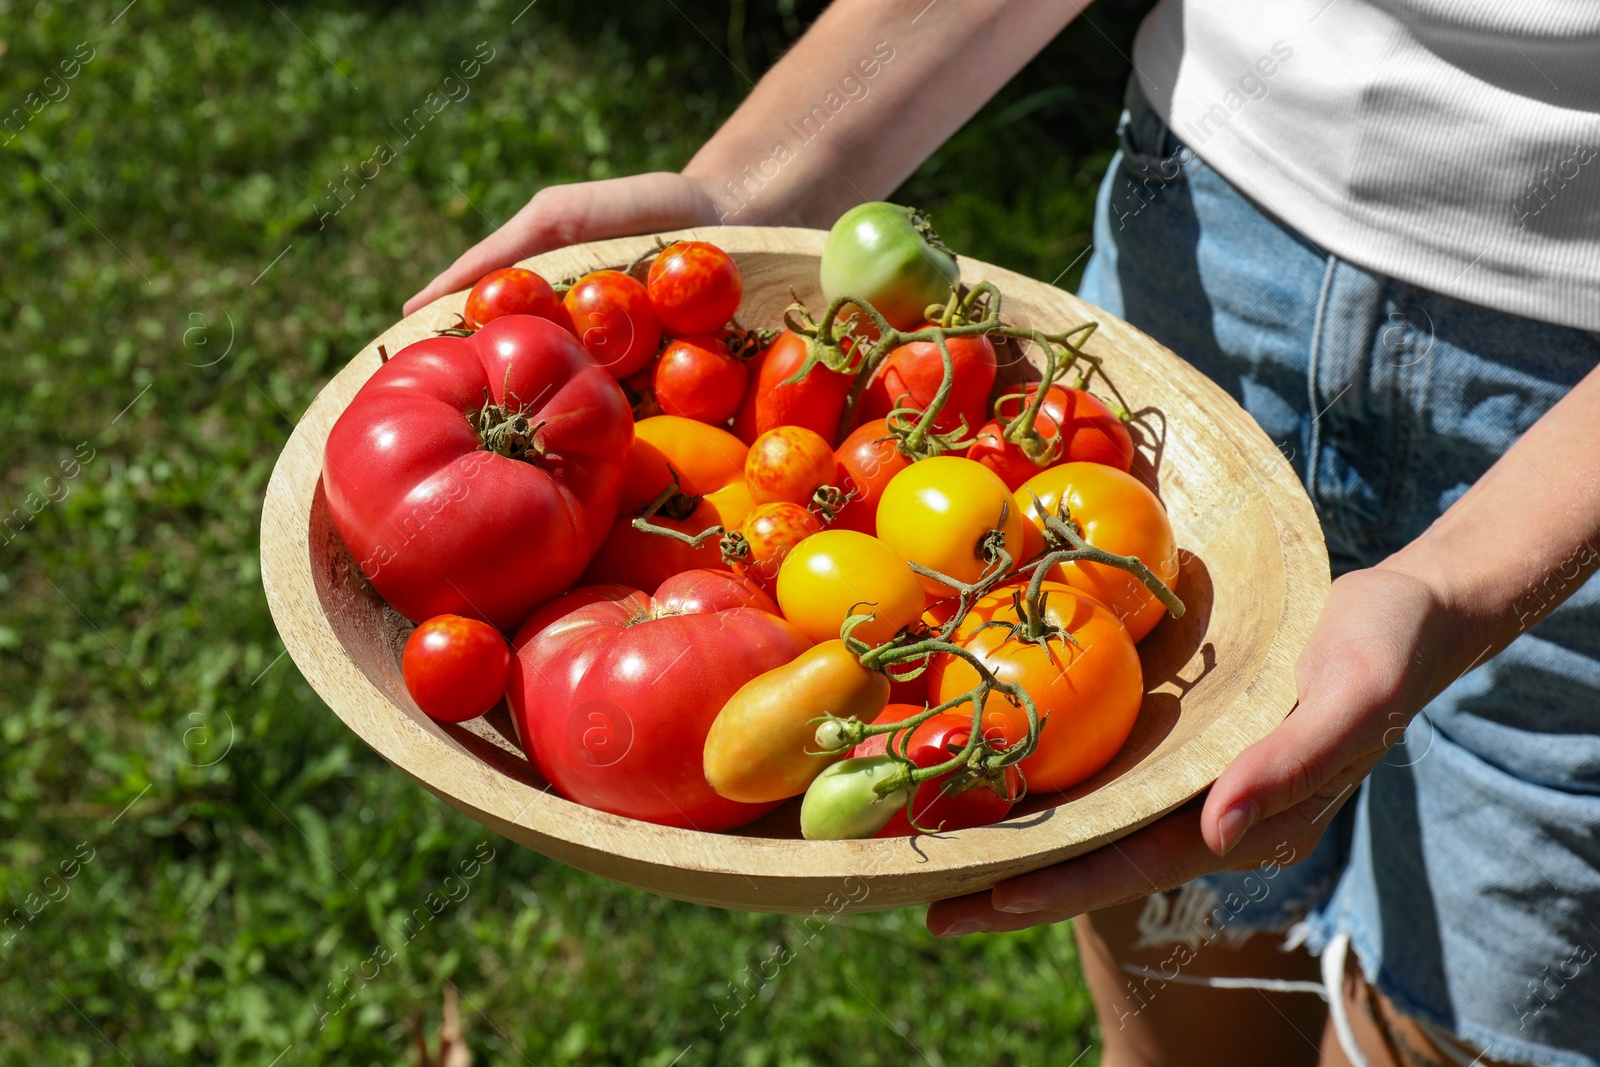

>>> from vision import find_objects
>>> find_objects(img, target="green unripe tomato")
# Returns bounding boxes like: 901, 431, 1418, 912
799, 755, 912, 840
820, 202, 960, 331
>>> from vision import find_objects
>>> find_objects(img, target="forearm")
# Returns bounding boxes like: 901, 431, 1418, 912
682, 0, 1090, 227
1384, 361, 1600, 687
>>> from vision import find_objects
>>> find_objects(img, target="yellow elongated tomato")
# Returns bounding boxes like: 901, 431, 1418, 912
1014, 462, 1178, 642
876, 456, 1025, 598
704, 639, 890, 804
776, 530, 923, 646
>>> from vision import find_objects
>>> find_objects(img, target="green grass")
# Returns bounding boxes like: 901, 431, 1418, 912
0, 1, 1141, 1061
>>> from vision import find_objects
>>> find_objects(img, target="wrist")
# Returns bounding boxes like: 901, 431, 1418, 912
682, 142, 840, 229
1373, 543, 1494, 692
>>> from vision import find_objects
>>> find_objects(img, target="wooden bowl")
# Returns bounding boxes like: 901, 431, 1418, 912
261, 227, 1327, 915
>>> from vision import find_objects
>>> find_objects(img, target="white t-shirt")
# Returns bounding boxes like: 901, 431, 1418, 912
1132, 0, 1600, 332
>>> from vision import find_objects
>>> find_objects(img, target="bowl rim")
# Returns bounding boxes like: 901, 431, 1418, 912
261, 225, 1329, 909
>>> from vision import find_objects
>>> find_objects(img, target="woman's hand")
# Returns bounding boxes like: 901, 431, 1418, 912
926, 562, 1456, 936
403, 172, 723, 315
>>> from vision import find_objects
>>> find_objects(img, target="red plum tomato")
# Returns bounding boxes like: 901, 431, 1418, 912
859, 332, 997, 437
733, 330, 854, 445
969, 385, 1134, 488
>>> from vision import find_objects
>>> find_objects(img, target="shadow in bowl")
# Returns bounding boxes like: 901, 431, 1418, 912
1009, 551, 1215, 820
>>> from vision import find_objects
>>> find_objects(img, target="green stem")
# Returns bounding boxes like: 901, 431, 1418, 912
1019, 490, 1185, 619
630, 478, 725, 548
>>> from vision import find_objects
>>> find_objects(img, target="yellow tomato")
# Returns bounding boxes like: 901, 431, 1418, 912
1014, 462, 1179, 642
875, 456, 1025, 598
776, 530, 924, 646
704, 639, 890, 804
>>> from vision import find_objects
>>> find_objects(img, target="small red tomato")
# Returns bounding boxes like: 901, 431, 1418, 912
830, 417, 913, 534
562, 269, 663, 380
401, 614, 512, 723
730, 501, 824, 589
654, 335, 748, 424
732, 330, 855, 446
646, 241, 743, 336
859, 332, 998, 437
464, 267, 563, 330
850, 709, 1020, 836
745, 425, 838, 506
969, 385, 1133, 487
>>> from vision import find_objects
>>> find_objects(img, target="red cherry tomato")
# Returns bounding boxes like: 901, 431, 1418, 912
745, 425, 837, 506
562, 269, 663, 380
402, 614, 512, 723
850, 708, 1020, 835
969, 385, 1134, 488
646, 241, 743, 336
464, 267, 564, 330
830, 417, 913, 534
859, 332, 998, 437
733, 330, 855, 445
730, 501, 823, 589
653, 335, 748, 424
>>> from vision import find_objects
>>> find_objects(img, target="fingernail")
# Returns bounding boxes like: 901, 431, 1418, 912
1217, 800, 1259, 856
938, 920, 987, 938
996, 898, 1043, 914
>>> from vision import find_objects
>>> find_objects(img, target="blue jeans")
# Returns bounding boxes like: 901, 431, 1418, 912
1079, 77, 1600, 1067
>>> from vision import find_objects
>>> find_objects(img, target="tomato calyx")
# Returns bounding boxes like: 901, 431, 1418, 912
629, 468, 723, 547
974, 585, 1082, 660
902, 511, 1019, 634
906, 205, 954, 257
809, 483, 849, 524
719, 530, 752, 565
724, 326, 779, 363
468, 389, 550, 464
435, 314, 475, 338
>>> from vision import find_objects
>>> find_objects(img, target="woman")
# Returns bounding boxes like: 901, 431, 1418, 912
406, 3, 1600, 1063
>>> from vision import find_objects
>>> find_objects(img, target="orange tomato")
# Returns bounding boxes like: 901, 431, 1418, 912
745, 425, 838, 506
582, 416, 756, 591
731, 501, 824, 589
927, 582, 1142, 793
1014, 462, 1178, 642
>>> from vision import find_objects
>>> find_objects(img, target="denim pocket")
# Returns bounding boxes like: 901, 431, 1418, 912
1117, 77, 1194, 188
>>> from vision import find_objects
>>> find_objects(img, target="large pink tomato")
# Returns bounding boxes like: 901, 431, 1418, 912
323, 315, 633, 631
507, 569, 811, 830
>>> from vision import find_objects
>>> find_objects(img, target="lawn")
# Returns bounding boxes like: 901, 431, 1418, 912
0, 1, 1142, 1062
